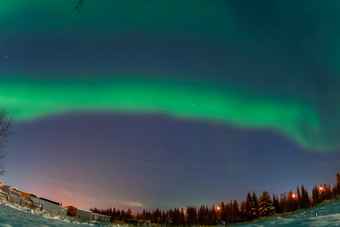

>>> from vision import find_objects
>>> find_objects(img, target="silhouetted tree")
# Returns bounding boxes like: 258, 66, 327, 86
300, 185, 310, 209
239, 200, 247, 221
244, 192, 258, 221
279, 192, 287, 212
251, 192, 259, 218
91, 172, 340, 226
312, 185, 320, 206
297, 187, 302, 209
209, 206, 218, 225
231, 200, 240, 222
322, 184, 333, 200
179, 208, 185, 225
221, 202, 231, 223
198, 205, 209, 225
186, 206, 197, 225
152, 208, 161, 224
336, 173, 340, 196
286, 191, 298, 212
244, 192, 253, 221
272, 194, 281, 213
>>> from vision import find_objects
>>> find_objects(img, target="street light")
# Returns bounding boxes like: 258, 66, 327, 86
217, 206, 221, 211
291, 193, 296, 199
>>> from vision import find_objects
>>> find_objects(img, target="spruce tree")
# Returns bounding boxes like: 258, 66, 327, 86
251, 192, 259, 218
258, 191, 275, 217
287, 191, 298, 212
337, 173, 340, 196
301, 185, 310, 209
272, 194, 282, 213
231, 200, 240, 222
240, 201, 247, 221
297, 187, 302, 209
245, 192, 253, 221
280, 192, 287, 212
312, 185, 320, 206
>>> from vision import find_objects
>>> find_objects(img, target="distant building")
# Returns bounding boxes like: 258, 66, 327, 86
0, 185, 11, 200
92, 213, 111, 223
67, 205, 77, 216
31, 197, 67, 216
76, 207, 93, 222
0, 185, 34, 208
68, 206, 93, 222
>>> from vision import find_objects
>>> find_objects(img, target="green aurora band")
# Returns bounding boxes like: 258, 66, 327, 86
0, 77, 322, 151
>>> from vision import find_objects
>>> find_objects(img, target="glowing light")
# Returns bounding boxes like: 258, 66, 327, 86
217, 206, 221, 211
0, 77, 323, 151
319, 186, 324, 191
292, 193, 296, 198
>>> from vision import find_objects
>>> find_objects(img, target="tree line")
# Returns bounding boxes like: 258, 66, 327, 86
91, 172, 340, 225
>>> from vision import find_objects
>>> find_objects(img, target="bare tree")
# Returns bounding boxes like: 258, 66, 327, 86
70, 0, 84, 17
0, 110, 11, 176
70, 0, 151, 17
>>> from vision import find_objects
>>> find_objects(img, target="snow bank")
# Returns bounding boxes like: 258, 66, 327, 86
240, 200, 340, 226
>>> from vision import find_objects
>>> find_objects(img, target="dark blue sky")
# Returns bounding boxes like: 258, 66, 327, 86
1, 0, 340, 211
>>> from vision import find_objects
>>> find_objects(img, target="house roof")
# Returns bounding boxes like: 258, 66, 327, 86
76, 207, 93, 213
39, 197, 60, 206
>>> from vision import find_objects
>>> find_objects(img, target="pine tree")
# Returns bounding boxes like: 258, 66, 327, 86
279, 192, 287, 212
231, 200, 240, 222
336, 173, 340, 196
245, 192, 253, 221
209, 205, 218, 225
301, 185, 310, 209
219, 202, 225, 223
324, 184, 333, 200
244, 192, 259, 220
224, 202, 232, 223
287, 191, 298, 212
251, 192, 259, 218
186, 206, 197, 225
258, 191, 275, 217
272, 194, 281, 213
240, 201, 247, 221
297, 187, 302, 209
312, 185, 320, 206
179, 208, 185, 225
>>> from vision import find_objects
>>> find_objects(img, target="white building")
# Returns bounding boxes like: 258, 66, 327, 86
92, 213, 111, 222
31, 197, 67, 216
76, 208, 93, 222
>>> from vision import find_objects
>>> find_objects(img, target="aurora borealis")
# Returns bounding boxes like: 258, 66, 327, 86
0, 77, 320, 150
1, 0, 340, 211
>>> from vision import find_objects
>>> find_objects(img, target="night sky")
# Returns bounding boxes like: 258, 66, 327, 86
1, 0, 340, 211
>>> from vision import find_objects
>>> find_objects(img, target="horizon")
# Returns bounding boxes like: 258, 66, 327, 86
2, 171, 339, 213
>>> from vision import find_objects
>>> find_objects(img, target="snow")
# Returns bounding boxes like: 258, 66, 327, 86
0, 198, 339, 226
240, 200, 340, 227
0, 203, 112, 226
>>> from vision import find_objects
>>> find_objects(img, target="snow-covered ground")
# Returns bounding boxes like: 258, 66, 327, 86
240, 200, 340, 227
0, 200, 339, 226
0, 203, 111, 227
